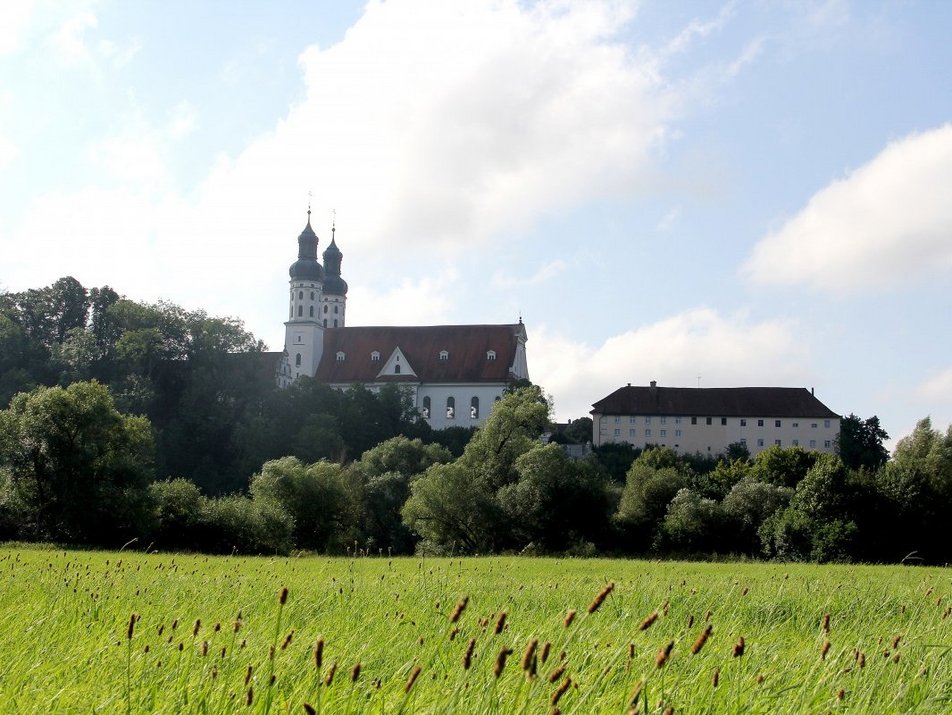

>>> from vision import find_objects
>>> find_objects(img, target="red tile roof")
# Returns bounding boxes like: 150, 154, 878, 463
313, 324, 523, 384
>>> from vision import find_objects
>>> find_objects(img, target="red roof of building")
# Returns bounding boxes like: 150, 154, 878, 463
313, 324, 524, 384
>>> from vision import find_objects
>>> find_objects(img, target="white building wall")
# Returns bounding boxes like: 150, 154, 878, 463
419, 383, 507, 430
285, 278, 325, 379
319, 293, 346, 328
594, 413, 840, 457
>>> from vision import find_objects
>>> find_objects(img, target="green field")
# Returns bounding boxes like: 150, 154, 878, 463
0, 547, 949, 714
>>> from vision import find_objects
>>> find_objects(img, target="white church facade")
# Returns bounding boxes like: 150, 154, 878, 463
277, 213, 530, 429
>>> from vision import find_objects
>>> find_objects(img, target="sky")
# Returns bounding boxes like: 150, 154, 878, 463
1, 0, 951, 447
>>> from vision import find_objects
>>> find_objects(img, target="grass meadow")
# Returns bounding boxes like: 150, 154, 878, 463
0, 546, 950, 714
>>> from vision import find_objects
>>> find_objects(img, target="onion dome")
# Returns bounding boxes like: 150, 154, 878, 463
288, 213, 325, 281
321, 227, 348, 295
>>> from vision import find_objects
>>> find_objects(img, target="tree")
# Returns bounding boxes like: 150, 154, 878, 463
659, 488, 724, 552
836, 414, 889, 471
749, 445, 817, 488
721, 477, 791, 554
615, 448, 692, 552
0, 380, 154, 544
249, 457, 361, 552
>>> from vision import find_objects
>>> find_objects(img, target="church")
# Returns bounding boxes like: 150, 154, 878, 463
276, 212, 530, 429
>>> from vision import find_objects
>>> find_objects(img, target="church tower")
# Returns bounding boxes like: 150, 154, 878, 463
319, 223, 348, 328
284, 210, 325, 379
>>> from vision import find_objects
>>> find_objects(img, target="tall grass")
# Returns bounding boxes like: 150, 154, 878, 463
0, 547, 949, 713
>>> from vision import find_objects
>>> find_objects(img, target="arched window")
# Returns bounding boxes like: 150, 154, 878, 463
323, 319, 327, 327
309, 306, 314, 317
446, 396, 455, 419
297, 305, 303, 317
470, 396, 479, 419
394, 364, 401, 374
324, 305, 328, 313
298, 290, 303, 299
334, 305, 339, 314
295, 353, 301, 367
333, 319, 338, 327
310, 291, 315, 300
422, 396, 431, 419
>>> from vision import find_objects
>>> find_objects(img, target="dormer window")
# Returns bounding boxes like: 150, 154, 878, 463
394, 364, 401, 374
439, 350, 449, 361
487, 350, 496, 361
371, 351, 380, 362
336, 351, 345, 362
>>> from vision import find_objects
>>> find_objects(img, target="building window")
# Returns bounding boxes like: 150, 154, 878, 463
824, 440, 832, 448
645, 429, 651, 437
334, 305, 339, 314
810, 439, 816, 448
775, 439, 782, 446
446, 396, 455, 419
675, 429, 682, 437
309, 306, 314, 317
629, 416, 636, 424
487, 350, 496, 361
675, 416, 682, 425
394, 364, 401, 374
422, 396, 431, 419
758, 419, 764, 427
775, 420, 782, 428
824, 420, 831, 428
298, 290, 303, 299
629, 429, 636, 438
471, 397, 479, 419
371, 351, 380, 361
691, 416, 697, 425
333, 319, 338, 327
324, 305, 328, 314
706, 417, 712, 425
310, 291, 315, 300
660, 416, 667, 425
297, 305, 303, 317
721, 417, 727, 426
295, 353, 301, 367
614, 429, 620, 437
792, 422, 799, 428
740, 438, 747, 446
740, 419, 747, 427
660, 429, 667, 437
645, 416, 651, 425
614, 416, 620, 424
296, 335, 302, 343
323, 319, 327, 327
811, 423, 818, 429
336, 351, 345, 362
757, 439, 765, 447
439, 350, 449, 361
792, 439, 799, 446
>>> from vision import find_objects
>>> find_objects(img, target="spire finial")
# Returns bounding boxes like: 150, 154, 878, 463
307, 190, 312, 220
332, 208, 336, 237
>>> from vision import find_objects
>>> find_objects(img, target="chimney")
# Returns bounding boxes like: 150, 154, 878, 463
649, 380, 657, 388
811, 387, 814, 395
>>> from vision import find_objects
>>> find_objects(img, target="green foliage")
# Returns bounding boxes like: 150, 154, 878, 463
721, 477, 791, 554
148, 478, 204, 550
836, 413, 889, 471
249, 457, 360, 553
615, 449, 692, 551
0, 380, 154, 544
197, 493, 293, 555
749, 445, 818, 488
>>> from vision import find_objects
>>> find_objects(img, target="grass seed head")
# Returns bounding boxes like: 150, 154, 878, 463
821, 640, 831, 660
192, 619, 201, 637
463, 638, 476, 670
279, 587, 289, 605
691, 624, 713, 655
521, 639, 538, 672
639, 612, 659, 631
246, 686, 253, 706
564, 609, 576, 628
325, 662, 337, 686
314, 639, 324, 669
303, 704, 316, 715
405, 664, 422, 693
449, 596, 469, 623
628, 679, 644, 706
540, 641, 551, 664
127, 612, 137, 640
891, 634, 902, 649
547, 664, 566, 684
656, 641, 674, 669
551, 677, 572, 705
493, 647, 513, 678
588, 582, 614, 614
244, 665, 253, 686
822, 613, 831, 632
350, 662, 361, 683
712, 669, 719, 688
494, 611, 507, 635
732, 637, 745, 658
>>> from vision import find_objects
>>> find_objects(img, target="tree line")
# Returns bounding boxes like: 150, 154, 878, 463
2, 277, 950, 562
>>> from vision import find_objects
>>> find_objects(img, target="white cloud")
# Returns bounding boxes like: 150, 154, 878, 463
531, 308, 809, 420
917, 368, 952, 403
657, 206, 681, 232
0, 130, 16, 172
743, 124, 952, 293
0, 0, 35, 55
48, 10, 98, 66
492, 260, 568, 289
167, 101, 199, 139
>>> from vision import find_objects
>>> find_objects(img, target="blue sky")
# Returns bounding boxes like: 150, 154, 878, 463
1, 0, 950, 445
